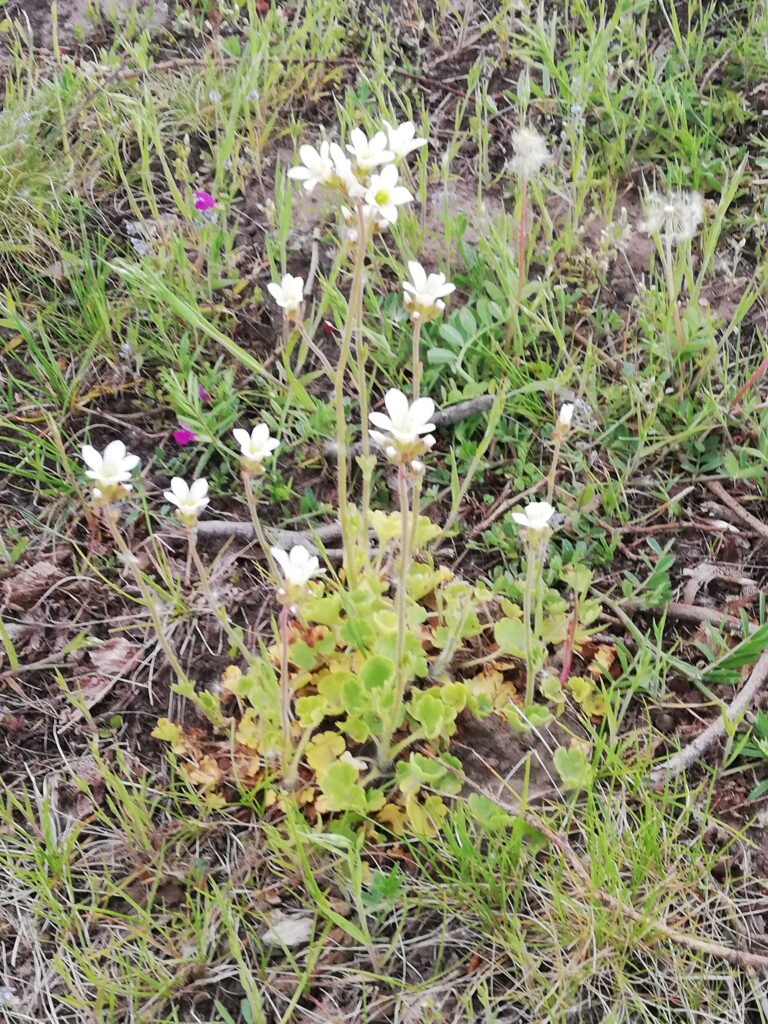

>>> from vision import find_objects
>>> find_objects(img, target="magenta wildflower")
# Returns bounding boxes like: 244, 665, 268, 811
173, 426, 197, 446
193, 190, 215, 212
198, 384, 212, 405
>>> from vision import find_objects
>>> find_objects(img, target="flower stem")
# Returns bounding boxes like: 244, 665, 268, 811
546, 436, 562, 503
664, 233, 685, 351
523, 540, 539, 706
187, 526, 252, 663
411, 319, 422, 400
242, 470, 278, 580
334, 213, 367, 587
516, 175, 528, 304
354, 206, 372, 571
381, 465, 412, 764
102, 505, 190, 688
278, 603, 293, 769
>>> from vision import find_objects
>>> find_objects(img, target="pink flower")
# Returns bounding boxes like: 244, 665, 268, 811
173, 426, 197, 446
198, 385, 212, 404
193, 190, 215, 212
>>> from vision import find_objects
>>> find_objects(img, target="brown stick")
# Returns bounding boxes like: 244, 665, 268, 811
706, 481, 768, 542
649, 649, 768, 785
620, 598, 757, 635
447, 756, 768, 972
192, 521, 342, 547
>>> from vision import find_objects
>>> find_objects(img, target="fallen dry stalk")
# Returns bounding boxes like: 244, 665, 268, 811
706, 481, 768, 542
648, 648, 768, 787
192, 520, 342, 547
450, 756, 768, 973
620, 598, 757, 635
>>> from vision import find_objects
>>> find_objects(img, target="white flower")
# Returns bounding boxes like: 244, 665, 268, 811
384, 119, 427, 160
287, 141, 356, 195
511, 501, 556, 532
164, 476, 210, 523
639, 190, 704, 244
346, 127, 394, 173
271, 545, 325, 591
508, 127, 550, 178
267, 273, 304, 319
364, 164, 413, 224
558, 403, 574, 426
287, 141, 336, 192
369, 389, 436, 468
233, 424, 279, 473
81, 440, 140, 500
402, 260, 455, 322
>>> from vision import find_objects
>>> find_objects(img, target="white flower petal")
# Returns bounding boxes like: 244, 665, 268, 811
81, 445, 102, 470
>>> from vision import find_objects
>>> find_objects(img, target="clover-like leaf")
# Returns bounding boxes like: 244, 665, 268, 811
295, 694, 331, 729
151, 717, 187, 753
505, 702, 551, 732
290, 640, 317, 672
395, 752, 462, 797
302, 593, 343, 626
554, 744, 593, 792
361, 656, 394, 690
405, 793, 447, 837
377, 802, 408, 835
235, 708, 263, 750
306, 731, 346, 775
494, 617, 528, 658
567, 676, 594, 705
438, 682, 468, 712
376, 632, 428, 679
370, 509, 402, 545
341, 716, 371, 743
408, 691, 449, 739
318, 670, 355, 710
540, 675, 566, 714
407, 563, 448, 600
316, 761, 367, 814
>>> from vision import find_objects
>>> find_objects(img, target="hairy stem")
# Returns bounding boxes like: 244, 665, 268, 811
102, 505, 190, 687
242, 470, 278, 579
411, 319, 422, 399
334, 212, 368, 586
278, 603, 293, 767
546, 436, 562, 503
664, 233, 685, 350
354, 206, 372, 570
516, 175, 528, 304
381, 466, 412, 764
523, 541, 539, 705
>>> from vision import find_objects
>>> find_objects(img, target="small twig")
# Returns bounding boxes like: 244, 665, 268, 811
649, 649, 768, 785
304, 228, 322, 298
706, 481, 768, 542
192, 520, 342, 548
446, 759, 768, 972
619, 598, 758, 636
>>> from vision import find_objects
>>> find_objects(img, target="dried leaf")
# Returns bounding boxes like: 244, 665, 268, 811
261, 914, 314, 947
61, 638, 141, 729
3, 560, 64, 610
